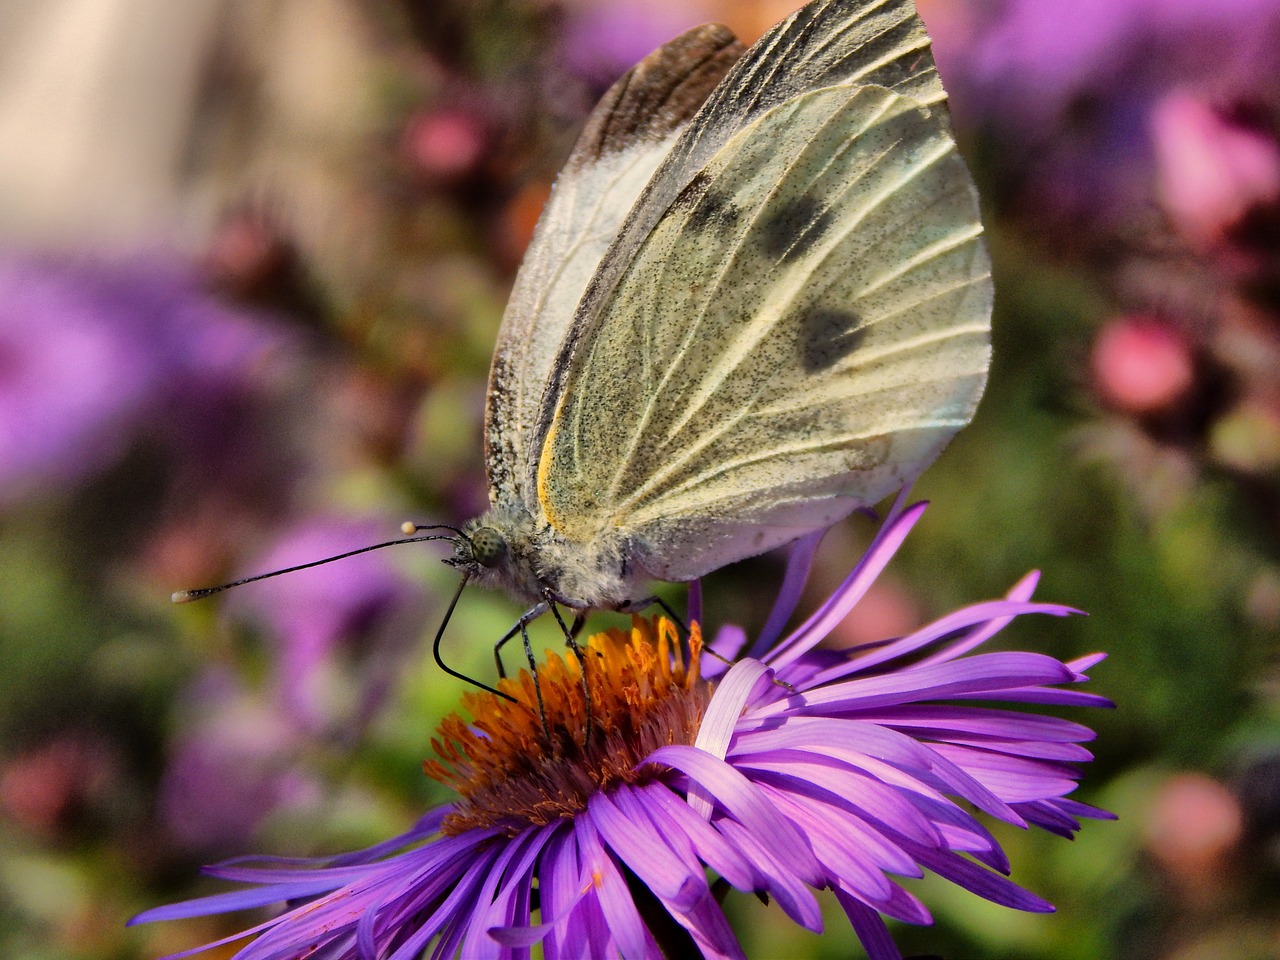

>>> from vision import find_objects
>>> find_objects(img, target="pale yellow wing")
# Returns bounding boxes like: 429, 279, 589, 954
537, 81, 990, 581
484, 24, 743, 510
522, 0, 953, 498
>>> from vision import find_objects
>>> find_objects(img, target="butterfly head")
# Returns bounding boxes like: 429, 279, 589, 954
446, 509, 541, 602
451, 508, 639, 611
463, 525, 508, 568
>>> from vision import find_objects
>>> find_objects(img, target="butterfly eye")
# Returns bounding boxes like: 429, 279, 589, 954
468, 527, 508, 568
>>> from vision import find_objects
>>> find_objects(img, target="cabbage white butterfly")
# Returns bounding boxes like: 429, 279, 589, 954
176, 0, 991, 700
452, 0, 991, 630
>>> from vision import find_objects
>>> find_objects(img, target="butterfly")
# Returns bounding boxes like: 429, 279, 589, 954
175, 0, 990, 697
446, 0, 991, 633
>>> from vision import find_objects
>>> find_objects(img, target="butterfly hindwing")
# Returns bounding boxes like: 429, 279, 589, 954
536, 80, 990, 580
484, 24, 744, 511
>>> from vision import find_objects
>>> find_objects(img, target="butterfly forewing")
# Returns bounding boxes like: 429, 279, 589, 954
526, 0, 950, 505
484, 24, 743, 511
535, 41, 990, 580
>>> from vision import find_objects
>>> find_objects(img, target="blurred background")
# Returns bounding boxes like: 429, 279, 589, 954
1, 0, 1278, 957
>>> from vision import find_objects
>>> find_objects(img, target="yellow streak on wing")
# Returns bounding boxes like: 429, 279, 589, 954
537, 417, 564, 532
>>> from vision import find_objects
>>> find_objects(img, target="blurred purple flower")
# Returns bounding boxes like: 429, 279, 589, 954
134, 502, 1111, 959
0, 253, 291, 508
160, 671, 322, 855
0, 255, 169, 503
939, 0, 1280, 240
560, 0, 718, 87
228, 515, 425, 732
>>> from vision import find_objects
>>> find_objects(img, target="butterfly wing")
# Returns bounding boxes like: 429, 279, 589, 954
525, 0, 951, 504
534, 1, 991, 581
484, 24, 744, 510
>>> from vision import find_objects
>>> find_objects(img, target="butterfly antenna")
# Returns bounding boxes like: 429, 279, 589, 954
170, 525, 465, 603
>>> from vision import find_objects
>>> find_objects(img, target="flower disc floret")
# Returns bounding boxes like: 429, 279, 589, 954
427, 617, 712, 835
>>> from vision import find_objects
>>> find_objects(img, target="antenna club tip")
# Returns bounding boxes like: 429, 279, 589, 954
170, 590, 196, 604
401, 521, 418, 535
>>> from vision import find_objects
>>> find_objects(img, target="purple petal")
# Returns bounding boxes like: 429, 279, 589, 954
636, 782, 759, 891
1067, 652, 1109, 672
834, 888, 906, 960
803, 601, 1079, 687
730, 717, 1022, 824
753, 780, 922, 878
737, 755, 945, 849
646, 745, 823, 883
608, 787, 747, 960
859, 704, 1096, 744
953, 685, 1115, 708
380, 849, 499, 960
694, 658, 771, 761
914, 570, 1042, 666
687, 658, 772, 819
750, 783, 904, 909
712, 816, 825, 931
766, 652, 1077, 716
766, 503, 928, 669
748, 528, 826, 658
1053, 796, 1117, 821
1012, 800, 1085, 839
589, 790, 704, 909
903, 840, 1055, 913
464, 824, 553, 958
706, 624, 749, 667
130, 880, 339, 926
538, 827, 588, 958
676, 894, 747, 960
574, 815, 658, 960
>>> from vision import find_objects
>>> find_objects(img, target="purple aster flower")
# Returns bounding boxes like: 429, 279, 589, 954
0, 252, 293, 509
132, 501, 1111, 959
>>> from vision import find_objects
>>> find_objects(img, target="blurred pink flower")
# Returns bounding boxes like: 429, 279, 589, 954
1153, 92, 1280, 252
1091, 315, 1196, 416
1144, 772, 1242, 905
403, 107, 490, 183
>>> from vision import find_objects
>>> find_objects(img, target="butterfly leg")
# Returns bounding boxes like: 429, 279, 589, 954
626, 594, 734, 669
432, 573, 519, 702
493, 601, 549, 679
517, 616, 552, 746
544, 594, 593, 749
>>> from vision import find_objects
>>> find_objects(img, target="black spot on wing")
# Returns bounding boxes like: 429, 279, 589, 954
800, 308, 864, 373
764, 195, 834, 263
678, 171, 741, 231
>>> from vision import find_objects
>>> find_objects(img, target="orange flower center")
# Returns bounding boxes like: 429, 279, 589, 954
425, 616, 712, 835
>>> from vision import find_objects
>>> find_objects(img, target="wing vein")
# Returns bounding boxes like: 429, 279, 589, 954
618, 320, 987, 512
658, 125, 954, 443
599, 91, 898, 503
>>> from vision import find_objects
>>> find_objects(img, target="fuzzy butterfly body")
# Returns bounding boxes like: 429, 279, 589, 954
457, 0, 991, 613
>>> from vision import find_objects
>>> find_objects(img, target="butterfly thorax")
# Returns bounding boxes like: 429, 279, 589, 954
456, 508, 636, 610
